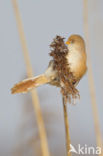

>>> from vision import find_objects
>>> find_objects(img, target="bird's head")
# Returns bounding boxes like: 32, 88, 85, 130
65, 34, 85, 51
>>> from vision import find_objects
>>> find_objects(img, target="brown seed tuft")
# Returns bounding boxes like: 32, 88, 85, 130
49, 36, 80, 103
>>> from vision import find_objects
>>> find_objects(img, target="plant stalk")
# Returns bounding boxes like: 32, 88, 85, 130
12, 1, 50, 156
62, 97, 71, 156
83, 1, 103, 156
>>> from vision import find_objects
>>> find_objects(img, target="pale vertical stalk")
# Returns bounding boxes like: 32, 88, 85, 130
83, 1, 103, 155
62, 97, 71, 156
12, 0, 50, 156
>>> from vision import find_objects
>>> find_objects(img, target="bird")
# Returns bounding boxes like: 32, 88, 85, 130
11, 34, 87, 94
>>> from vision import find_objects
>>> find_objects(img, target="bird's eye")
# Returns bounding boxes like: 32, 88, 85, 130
70, 39, 74, 44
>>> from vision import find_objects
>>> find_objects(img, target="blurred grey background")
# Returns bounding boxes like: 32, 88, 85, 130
0, 0, 103, 156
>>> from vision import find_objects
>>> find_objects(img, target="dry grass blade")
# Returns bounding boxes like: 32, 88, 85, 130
62, 97, 71, 156
83, 1, 103, 155
12, 0, 50, 156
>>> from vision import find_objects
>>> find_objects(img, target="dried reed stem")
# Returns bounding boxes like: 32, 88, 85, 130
83, 1, 103, 155
62, 97, 71, 156
12, 0, 50, 156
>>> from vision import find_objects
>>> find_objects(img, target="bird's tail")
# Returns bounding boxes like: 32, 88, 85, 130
11, 74, 49, 94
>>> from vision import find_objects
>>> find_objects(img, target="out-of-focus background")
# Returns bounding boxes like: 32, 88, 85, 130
0, 0, 103, 156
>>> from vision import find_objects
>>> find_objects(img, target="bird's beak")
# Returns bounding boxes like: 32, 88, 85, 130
65, 41, 70, 45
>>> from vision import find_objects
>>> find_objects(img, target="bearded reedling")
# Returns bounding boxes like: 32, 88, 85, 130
11, 34, 87, 101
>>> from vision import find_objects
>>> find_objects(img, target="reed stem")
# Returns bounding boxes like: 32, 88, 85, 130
12, 1, 50, 156
83, 1, 103, 156
62, 97, 71, 156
